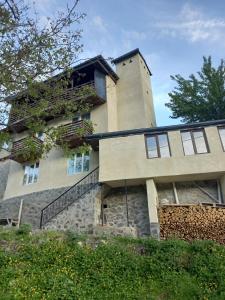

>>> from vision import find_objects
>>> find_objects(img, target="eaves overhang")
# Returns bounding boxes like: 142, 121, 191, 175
86, 119, 225, 144
70, 55, 119, 83
112, 48, 152, 76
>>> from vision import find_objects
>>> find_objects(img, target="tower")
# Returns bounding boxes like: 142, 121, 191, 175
113, 49, 156, 130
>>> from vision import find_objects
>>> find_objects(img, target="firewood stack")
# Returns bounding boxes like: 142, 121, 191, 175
159, 204, 225, 244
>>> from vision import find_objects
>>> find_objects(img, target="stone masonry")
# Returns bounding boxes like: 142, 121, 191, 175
44, 185, 101, 233
93, 225, 138, 237
102, 185, 150, 236
157, 180, 219, 205
0, 186, 70, 228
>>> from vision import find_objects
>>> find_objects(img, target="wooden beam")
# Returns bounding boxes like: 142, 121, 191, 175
194, 182, 218, 203
217, 180, 222, 204
172, 182, 179, 204
17, 199, 23, 228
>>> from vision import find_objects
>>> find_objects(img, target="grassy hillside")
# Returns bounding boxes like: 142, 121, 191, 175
0, 226, 225, 300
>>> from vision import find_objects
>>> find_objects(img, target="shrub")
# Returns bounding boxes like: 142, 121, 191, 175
65, 230, 86, 244
16, 224, 32, 236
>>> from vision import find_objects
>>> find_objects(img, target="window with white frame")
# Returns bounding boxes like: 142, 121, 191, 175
2, 142, 10, 150
35, 132, 45, 141
181, 129, 209, 155
218, 127, 225, 151
23, 162, 39, 185
67, 152, 90, 175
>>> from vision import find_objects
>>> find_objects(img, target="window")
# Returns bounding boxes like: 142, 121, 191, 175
82, 113, 90, 120
35, 132, 44, 141
23, 162, 39, 185
181, 129, 208, 155
67, 152, 90, 175
218, 127, 225, 151
146, 134, 170, 158
2, 142, 9, 150
73, 113, 90, 122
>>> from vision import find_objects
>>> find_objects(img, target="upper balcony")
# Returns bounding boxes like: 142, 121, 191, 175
10, 136, 43, 163
56, 120, 93, 149
8, 80, 105, 133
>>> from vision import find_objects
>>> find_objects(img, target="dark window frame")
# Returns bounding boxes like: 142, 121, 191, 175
218, 126, 225, 151
180, 128, 210, 155
145, 133, 171, 159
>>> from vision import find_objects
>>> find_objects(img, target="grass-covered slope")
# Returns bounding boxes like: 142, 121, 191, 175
0, 226, 225, 300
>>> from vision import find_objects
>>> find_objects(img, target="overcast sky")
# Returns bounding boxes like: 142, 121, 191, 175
35, 0, 225, 126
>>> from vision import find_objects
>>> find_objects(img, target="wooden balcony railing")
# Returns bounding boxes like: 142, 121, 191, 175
10, 136, 43, 163
56, 120, 93, 148
8, 81, 105, 131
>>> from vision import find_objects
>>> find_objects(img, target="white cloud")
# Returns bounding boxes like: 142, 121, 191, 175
154, 3, 225, 43
92, 16, 107, 32
122, 30, 146, 41
121, 29, 146, 51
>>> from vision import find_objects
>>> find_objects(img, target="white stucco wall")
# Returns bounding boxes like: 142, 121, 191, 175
99, 126, 225, 184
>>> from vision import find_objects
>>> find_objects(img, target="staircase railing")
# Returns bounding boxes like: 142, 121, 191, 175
40, 166, 99, 228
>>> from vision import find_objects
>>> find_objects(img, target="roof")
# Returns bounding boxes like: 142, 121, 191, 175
86, 119, 225, 142
50, 55, 119, 85
112, 48, 152, 75
70, 55, 119, 82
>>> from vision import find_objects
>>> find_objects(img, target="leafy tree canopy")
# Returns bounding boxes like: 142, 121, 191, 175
166, 56, 225, 123
0, 0, 93, 160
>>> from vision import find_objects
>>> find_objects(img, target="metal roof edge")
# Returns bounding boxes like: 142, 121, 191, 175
112, 48, 152, 75
86, 119, 225, 141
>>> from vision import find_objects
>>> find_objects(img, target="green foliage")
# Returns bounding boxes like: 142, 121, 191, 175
0, 229, 225, 299
0, 0, 93, 159
0, 130, 10, 151
166, 56, 225, 123
16, 224, 32, 236
65, 230, 86, 244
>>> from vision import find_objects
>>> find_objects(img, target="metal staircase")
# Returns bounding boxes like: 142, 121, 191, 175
40, 167, 99, 228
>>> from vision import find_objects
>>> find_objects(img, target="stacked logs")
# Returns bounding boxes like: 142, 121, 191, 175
159, 204, 225, 244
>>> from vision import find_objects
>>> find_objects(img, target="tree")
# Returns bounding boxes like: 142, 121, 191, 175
0, 0, 94, 160
166, 56, 225, 123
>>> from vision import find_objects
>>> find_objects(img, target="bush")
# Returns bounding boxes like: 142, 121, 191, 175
16, 224, 31, 236
65, 230, 85, 244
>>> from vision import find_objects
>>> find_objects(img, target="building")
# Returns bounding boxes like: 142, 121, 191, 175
1, 49, 225, 238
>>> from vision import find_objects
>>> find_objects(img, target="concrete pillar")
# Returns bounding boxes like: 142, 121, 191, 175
220, 175, 225, 203
146, 178, 160, 239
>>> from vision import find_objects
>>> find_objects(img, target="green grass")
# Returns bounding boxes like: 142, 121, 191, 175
0, 226, 225, 299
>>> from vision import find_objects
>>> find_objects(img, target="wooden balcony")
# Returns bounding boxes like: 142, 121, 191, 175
8, 81, 105, 132
10, 137, 43, 163
56, 120, 93, 148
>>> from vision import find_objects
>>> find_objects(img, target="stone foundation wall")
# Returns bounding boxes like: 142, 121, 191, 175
0, 161, 10, 201
44, 185, 101, 233
0, 186, 70, 228
157, 183, 175, 204
102, 186, 150, 236
93, 225, 138, 237
157, 180, 219, 205
159, 204, 225, 244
